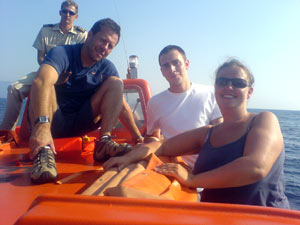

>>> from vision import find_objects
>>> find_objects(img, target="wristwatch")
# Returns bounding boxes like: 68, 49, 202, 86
34, 116, 50, 125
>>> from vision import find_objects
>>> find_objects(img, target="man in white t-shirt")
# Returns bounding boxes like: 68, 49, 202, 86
145, 45, 222, 168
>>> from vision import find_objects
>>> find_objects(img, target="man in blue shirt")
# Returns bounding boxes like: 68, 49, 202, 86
29, 18, 142, 183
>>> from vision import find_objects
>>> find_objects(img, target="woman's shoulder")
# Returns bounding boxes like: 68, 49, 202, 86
250, 111, 281, 134
254, 111, 279, 124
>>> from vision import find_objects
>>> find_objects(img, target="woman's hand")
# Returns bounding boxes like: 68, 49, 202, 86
154, 163, 194, 187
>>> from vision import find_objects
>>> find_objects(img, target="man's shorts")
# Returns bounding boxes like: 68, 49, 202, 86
51, 100, 101, 138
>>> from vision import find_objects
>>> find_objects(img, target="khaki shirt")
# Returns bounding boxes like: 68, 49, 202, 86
32, 23, 87, 54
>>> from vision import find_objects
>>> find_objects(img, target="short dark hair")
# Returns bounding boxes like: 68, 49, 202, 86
91, 18, 121, 43
215, 58, 255, 87
158, 45, 187, 65
61, 0, 78, 13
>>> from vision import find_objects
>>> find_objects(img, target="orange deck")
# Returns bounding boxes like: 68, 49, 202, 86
0, 145, 100, 225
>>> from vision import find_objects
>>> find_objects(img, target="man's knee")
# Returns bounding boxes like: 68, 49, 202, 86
7, 84, 22, 101
104, 76, 124, 91
9, 81, 31, 100
92, 77, 123, 101
8, 83, 18, 93
90, 77, 123, 115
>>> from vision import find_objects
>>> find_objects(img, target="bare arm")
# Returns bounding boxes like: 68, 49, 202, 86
156, 112, 284, 189
103, 126, 208, 171
144, 98, 161, 143
119, 97, 143, 143
103, 140, 163, 171
37, 50, 46, 65
29, 64, 59, 158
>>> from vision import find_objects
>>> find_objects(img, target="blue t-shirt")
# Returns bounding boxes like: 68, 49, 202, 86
43, 43, 119, 113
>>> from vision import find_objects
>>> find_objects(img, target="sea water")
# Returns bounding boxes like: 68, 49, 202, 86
0, 98, 299, 210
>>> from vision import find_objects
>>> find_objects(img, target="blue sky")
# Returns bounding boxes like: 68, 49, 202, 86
0, 0, 299, 110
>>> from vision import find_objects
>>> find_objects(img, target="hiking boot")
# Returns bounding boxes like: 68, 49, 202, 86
93, 135, 132, 162
30, 146, 58, 183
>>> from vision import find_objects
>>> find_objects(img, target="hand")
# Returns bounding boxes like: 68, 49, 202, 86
29, 124, 56, 159
134, 135, 144, 144
154, 163, 194, 187
103, 155, 132, 172
132, 135, 144, 144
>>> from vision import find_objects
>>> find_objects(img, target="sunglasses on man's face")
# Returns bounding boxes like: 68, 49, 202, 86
215, 77, 249, 89
61, 9, 76, 16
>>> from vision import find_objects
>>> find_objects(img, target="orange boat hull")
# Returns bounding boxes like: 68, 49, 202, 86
13, 194, 300, 225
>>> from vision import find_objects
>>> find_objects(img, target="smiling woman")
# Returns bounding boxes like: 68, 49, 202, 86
214, 59, 254, 110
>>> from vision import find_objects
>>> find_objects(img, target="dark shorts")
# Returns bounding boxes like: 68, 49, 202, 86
51, 100, 100, 138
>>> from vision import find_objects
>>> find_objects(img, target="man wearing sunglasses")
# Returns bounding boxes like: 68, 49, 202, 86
145, 45, 223, 168
0, 0, 87, 131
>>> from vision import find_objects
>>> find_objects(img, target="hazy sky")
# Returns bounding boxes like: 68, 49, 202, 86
0, 0, 299, 110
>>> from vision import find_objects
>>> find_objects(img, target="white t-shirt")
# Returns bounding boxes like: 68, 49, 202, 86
146, 83, 222, 167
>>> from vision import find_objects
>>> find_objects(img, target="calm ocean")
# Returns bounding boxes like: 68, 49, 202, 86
0, 98, 299, 210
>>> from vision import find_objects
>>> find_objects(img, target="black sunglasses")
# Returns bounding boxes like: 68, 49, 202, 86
61, 9, 76, 16
215, 77, 249, 89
